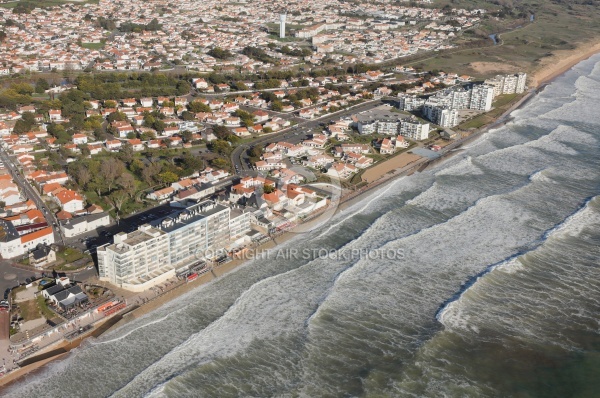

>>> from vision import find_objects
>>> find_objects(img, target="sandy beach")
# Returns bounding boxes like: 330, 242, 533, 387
361, 152, 423, 183
530, 40, 600, 87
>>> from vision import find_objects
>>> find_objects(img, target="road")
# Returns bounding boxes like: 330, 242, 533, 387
0, 148, 63, 245
230, 98, 388, 172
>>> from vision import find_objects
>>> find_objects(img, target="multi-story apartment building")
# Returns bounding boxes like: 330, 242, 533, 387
397, 94, 426, 112
449, 88, 471, 109
399, 117, 430, 141
97, 225, 169, 289
502, 74, 518, 94
355, 107, 431, 140
422, 104, 459, 128
484, 73, 527, 97
516, 72, 527, 94
469, 84, 495, 111
97, 200, 235, 291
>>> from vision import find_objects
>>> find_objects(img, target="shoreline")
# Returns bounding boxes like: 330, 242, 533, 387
2, 44, 600, 390
530, 40, 600, 88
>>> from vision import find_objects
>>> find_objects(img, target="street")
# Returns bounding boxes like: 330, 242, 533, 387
0, 148, 64, 245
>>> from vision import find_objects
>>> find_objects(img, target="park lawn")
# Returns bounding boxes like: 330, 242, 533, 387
57, 247, 86, 263
492, 93, 520, 108
19, 299, 41, 322
36, 295, 56, 320
80, 42, 105, 50
459, 114, 492, 130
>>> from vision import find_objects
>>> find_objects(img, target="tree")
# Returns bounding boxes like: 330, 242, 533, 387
209, 139, 232, 156
207, 47, 233, 59
117, 172, 136, 198
100, 158, 125, 192
13, 112, 35, 134
35, 78, 50, 94
158, 171, 178, 185
188, 100, 211, 113
210, 157, 230, 170
89, 176, 108, 196
249, 146, 263, 159
118, 143, 134, 163
181, 130, 193, 143
181, 153, 203, 173
109, 190, 128, 213
107, 111, 127, 123
75, 166, 92, 189
153, 119, 166, 133
141, 161, 162, 185
10, 82, 34, 96
212, 125, 230, 140
181, 111, 195, 121
270, 100, 283, 112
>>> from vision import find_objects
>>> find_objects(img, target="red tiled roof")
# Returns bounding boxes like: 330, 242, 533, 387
20, 227, 53, 243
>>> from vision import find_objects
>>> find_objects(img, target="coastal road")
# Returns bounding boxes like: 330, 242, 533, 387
0, 148, 64, 245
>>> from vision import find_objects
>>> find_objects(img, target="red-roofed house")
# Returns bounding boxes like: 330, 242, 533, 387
54, 189, 84, 213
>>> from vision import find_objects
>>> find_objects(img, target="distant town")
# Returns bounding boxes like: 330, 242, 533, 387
0, 0, 535, 379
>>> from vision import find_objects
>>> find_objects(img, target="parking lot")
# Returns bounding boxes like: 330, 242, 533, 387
77, 204, 176, 254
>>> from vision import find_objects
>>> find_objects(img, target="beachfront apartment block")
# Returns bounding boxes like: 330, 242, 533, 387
399, 118, 430, 141
355, 106, 431, 140
97, 225, 170, 290
422, 105, 459, 128
97, 200, 237, 291
397, 95, 426, 112
484, 73, 527, 97
469, 85, 495, 111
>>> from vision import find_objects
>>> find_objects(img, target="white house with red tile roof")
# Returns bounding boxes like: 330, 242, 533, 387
105, 139, 122, 151
128, 138, 144, 151
72, 133, 88, 145
48, 109, 62, 121
146, 186, 175, 201
140, 98, 153, 107
54, 189, 84, 213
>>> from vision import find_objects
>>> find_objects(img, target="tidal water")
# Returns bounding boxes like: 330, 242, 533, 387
5, 55, 600, 397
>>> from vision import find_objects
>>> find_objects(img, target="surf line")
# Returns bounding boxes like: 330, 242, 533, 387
317, 176, 405, 239
435, 195, 597, 325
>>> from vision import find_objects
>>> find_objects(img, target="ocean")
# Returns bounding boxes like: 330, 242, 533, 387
5, 55, 600, 397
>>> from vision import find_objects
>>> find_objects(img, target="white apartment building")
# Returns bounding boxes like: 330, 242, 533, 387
397, 94, 426, 112
400, 118, 430, 140
502, 75, 518, 94
484, 73, 527, 97
97, 225, 170, 290
470, 84, 495, 111
516, 72, 527, 93
423, 105, 459, 128
356, 106, 431, 140
97, 200, 236, 291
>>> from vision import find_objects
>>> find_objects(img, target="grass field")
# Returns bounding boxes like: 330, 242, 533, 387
80, 42, 105, 50
411, 1, 600, 78
19, 299, 41, 322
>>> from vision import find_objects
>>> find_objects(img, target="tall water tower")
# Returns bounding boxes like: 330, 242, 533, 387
280, 13, 286, 39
